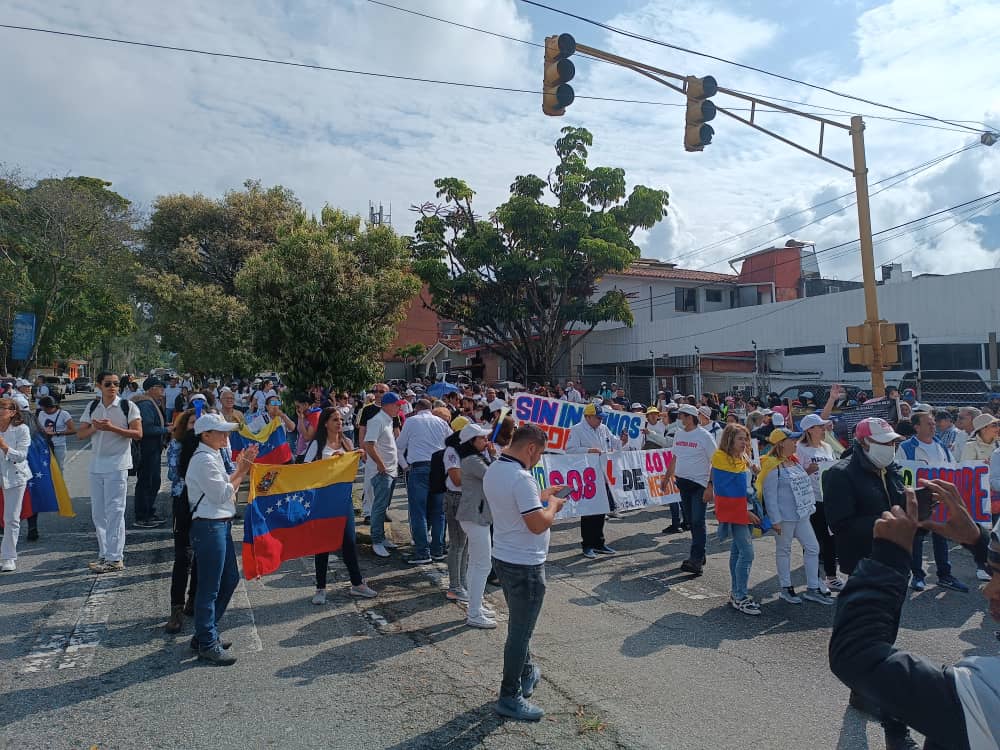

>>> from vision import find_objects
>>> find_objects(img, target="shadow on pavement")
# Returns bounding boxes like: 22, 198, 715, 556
382, 702, 506, 750
835, 706, 872, 750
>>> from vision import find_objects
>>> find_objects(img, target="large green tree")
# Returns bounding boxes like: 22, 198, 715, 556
236, 208, 420, 392
412, 127, 669, 381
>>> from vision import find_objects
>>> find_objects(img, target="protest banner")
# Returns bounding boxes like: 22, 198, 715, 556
897, 461, 991, 524
605, 449, 681, 511
832, 400, 893, 441
513, 392, 643, 451
531, 452, 610, 518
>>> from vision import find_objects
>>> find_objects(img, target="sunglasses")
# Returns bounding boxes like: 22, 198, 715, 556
103, 381, 120, 388
267, 400, 282, 406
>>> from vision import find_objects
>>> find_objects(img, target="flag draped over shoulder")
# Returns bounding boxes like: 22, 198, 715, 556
230, 419, 293, 465
242, 451, 359, 578
0, 434, 74, 519
710, 450, 749, 525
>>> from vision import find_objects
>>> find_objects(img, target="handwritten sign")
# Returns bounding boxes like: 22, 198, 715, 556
605, 449, 681, 511
897, 461, 991, 524
531, 452, 610, 518
514, 392, 643, 451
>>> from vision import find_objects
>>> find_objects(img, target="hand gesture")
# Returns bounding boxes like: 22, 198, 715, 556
241, 444, 260, 464
540, 485, 568, 502
873, 489, 919, 552
805, 462, 820, 475
829, 383, 845, 401
918, 479, 981, 546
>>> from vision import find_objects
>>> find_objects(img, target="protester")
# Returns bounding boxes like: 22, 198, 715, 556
953, 406, 982, 466
33, 375, 50, 409
961, 413, 999, 462
757, 428, 833, 606
457, 422, 497, 629
304, 408, 377, 603
365, 393, 402, 558
672, 404, 718, 575
182, 413, 258, 665
165, 408, 198, 634
710, 424, 760, 615
437, 417, 468, 600
36, 395, 75, 468
77, 372, 143, 573
796, 413, 844, 592
396, 398, 451, 565
293, 392, 321, 463
483, 424, 568, 721
133, 377, 170, 528
0, 397, 32, 572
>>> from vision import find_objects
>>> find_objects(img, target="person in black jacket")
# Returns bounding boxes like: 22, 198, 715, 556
829, 480, 998, 750
133, 377, 171, 528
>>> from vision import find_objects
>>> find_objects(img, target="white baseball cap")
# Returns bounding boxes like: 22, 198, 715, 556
194, 413, 241, 435
855, 417, 902, 444
677, 404, 700, 418
459, 423, 492, 443
770, 413, 786, 427
698, 406, 712, 418
800, 413, 831, 431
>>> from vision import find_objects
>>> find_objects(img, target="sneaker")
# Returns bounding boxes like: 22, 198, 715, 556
198, 643, 236, 666
407, 555, 432, 565
133, 518, 153, 528
479, 604, 497, 618
825, 576, 846, 592
165, 605, 184, 633
147, 514, 167, 527
730, 595, 761, 616
937, 574, 970, 593
466, 614, 498, 629
802, 588, 835, 606
977, 566, 992, 582
680, 522, 691, 532
594, 545, 617, 555
349, 583, 378, 599
311, 589, 327, 605
494, 695, 544, 722
372, 543, 390, 558
95, 560, 125, 573
581, 548, 597, 559
911, 577, 926, 591
679, 559, 703, 576
662, 524, 682, 534
382, 540, 398, 550
190, 637, 232, 651
446, 588, 470, 602
778, 587, 802, 604
88, 558, 107, 571
431, 553, 447, 561
884, 727, 921, 750
521, 665, 542, 698
26, 527, 39, 541
0, 559, 15, 573
606, 510, 621, 519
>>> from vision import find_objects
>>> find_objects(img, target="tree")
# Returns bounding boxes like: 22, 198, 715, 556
138, 180, 301, 374
412, 127, 669, 381
235, 208, 421, 392
0, 173, 139, 374
394, 343, 427, 380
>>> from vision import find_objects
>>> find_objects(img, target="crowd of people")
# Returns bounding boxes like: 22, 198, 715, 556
3, 369, 1000, 745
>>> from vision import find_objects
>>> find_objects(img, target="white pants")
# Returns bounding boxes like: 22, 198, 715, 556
460, 521, 492, 619
90, 470, 128, 562
775, 517, 820, 590
2, 483, 26, 561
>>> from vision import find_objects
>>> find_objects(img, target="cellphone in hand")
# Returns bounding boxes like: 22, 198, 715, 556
553, 486, 574, 499
915, 487, 938, 522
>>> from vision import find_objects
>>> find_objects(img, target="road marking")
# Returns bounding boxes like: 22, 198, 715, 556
21, 574, 117, 674
230, 576, 264, 653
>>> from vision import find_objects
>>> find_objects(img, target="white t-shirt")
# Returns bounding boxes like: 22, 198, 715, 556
252, 389, 276, 412
303, 442, 347, 462
444, 446, 461, 492
81, 396, 140, 473
35, 384, 49, 407
795, 442, 837, 502
672, 425, 717, 486
164, 386, 182, 409
484, 455, 548, 566
899, 438, 949, 465
37, 408, 72, 448
364, 409, 398, 477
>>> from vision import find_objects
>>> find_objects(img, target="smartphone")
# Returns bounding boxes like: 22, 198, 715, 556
554, 486, 574, 499
915, 487, 938, 521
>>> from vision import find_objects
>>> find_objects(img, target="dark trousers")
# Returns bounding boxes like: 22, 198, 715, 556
314, 516, 363, 588
580, 514, 606, 550
493, 558, 546, 698
170, 528, 198, 606
809, 502, 838, 578
134, 443, 163, 521
911, 530, 951, 580
677, 478, 707, 561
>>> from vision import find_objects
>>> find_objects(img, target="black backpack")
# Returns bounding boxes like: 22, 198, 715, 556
89, 397, 141, 475
172, 488, 205, 535
429, 447, 448, 494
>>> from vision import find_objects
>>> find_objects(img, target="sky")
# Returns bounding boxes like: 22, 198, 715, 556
1, 0, 998, 282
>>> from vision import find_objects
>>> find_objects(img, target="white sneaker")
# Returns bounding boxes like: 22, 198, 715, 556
825, 576, 846, 592
372, 543, 390, 558
480, 604, 497, 618
977, 567, 992, 582
311, 589, 327, 605
466, 614, 498, 629
0, 559, 15, 572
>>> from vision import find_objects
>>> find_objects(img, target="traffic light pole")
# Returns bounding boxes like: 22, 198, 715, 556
850, 115, 886, 395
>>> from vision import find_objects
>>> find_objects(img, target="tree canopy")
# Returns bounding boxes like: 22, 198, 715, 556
412, 127, 669, 381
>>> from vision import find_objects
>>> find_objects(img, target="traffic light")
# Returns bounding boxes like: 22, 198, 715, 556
684, 75, 718, 152
543, 34, 576, 116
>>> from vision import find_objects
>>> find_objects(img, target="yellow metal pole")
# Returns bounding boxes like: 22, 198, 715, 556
850, 115, 885, 395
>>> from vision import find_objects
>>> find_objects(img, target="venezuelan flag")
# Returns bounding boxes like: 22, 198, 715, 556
231, 419, 293, 465
242, 451, 359, 578
711, 450, 749, 525
0, 434, 75, 519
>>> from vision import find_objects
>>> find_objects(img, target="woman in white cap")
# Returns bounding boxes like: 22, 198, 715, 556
796, 413, 844, 592
756, 428, 834, 606
961, 413, 999, 462
181, 413, 258, 665
456, 422, 499, 628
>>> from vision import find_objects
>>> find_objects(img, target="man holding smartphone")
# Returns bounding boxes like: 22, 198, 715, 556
483, 424, 569, 722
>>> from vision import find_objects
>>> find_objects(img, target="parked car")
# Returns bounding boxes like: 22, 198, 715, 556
43, 375, 66, 398
778, 384, 864, 408
74, 376, 94, 393
897, 370, 990, 408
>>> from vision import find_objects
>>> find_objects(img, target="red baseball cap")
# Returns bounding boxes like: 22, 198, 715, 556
854, 417, 902, 444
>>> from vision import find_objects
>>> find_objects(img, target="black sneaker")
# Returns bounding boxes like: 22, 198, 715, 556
679, 559, 703, 576
662, 525, 682, 534
133, 518, 152, 528
190, 637, 232, 651
198, 644, 236, 666
147, 515, 167, 527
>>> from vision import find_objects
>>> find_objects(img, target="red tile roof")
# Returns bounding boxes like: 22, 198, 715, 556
607, 265, 737, 283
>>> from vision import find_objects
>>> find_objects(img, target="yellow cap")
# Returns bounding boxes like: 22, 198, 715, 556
451, 416, 470, 432
583, 403, 599, 416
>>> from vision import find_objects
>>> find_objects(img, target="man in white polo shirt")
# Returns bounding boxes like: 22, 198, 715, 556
76, 371, 142, 573
483, 424, 568, 722
671, 404, 717, 576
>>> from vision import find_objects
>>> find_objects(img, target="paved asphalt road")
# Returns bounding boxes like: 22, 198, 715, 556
1, 393, 995, 749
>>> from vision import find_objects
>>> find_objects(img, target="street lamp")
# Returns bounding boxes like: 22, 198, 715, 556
751, 340, 758, 399
649, 349, 656, 405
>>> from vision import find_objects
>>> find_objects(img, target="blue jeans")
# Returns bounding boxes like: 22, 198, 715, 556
406, 463, 432, 558
369, 472, 395, 545
189, 519, 240, 650
427, 491, 445, 558
728, 523, 755, 600
677, 478, 708, 562
911, 530, 951, 580
493, 558, 546, 699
